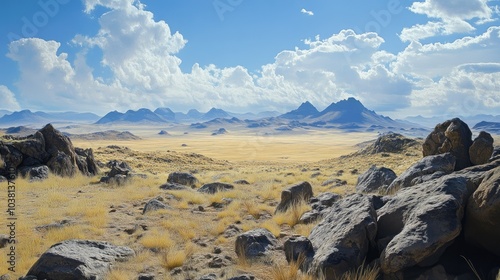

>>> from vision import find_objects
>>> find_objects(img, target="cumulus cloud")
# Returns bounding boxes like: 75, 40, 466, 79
0, 85, 21, 110
400, 0, 495, 41
301, 8, 314, 16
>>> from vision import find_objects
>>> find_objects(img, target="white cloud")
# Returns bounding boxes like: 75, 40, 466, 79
0, 85, 21, 111
301, 8, 314, 16
401, 0, 495, 41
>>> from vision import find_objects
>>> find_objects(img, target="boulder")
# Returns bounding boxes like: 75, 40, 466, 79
275, 181, 313, 213
143, 199, 170, 214
464, 166, 500, 256
283, 235, 314, 267
299, 192, 341, 224
469, 131, 494, 165
26, 239, 134, 280
159, 182, 188, 190
0, 234, 9, 248
108, 165, 130, 177
355, 166, 396, 193
106, 160, 132, 171
388, 153, 456, 192
360, 133, 418, 154
19, 165, 49, 181
197, 182, 234, 194
75, 148, 99, 176
235, 228, 278, 259
490, 147, 500, 162
228, 275, 255, 280
0, 144, 23, 169
422, 118, 472, 170
167, 172, 198, 188
308, 194, 377, 278
377, 175, 470, 274
40, 124, 78, 176
47, 151, 77, 177
10, 131, 49, 162
99, 175, 128, 186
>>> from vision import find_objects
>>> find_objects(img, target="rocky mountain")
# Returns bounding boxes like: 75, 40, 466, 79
154, 107, 176, 121
96, 108, 166, 124
0, 110, 11, 117
201, 108, 231, 120
0, 110, 100, 127
280, 101, 319, 119
473, 121, 500, 134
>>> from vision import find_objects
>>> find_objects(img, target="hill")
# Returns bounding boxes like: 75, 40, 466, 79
473, 121, 500, 134
280, 101, 319, 119
96, 108, 166, 124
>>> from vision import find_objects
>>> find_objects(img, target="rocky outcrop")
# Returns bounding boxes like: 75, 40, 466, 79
275, 181, 313, 213
0, 124, 98, 179
359, 133, 419, 154
388, 153, 456, 192
469, 131, 494, 165
283, 235, 314, 266
308, 194, 377, 278
167, 172, 198, 188
25, 239, 134, 280
377, 175, 470, 274
464, 166, 500, 256
356, 166, 396, 193
19, 165, 49, 181
235, 228, 278, 259
299, 192, 341, 224
422, 118, 494, 170
100, 161, 131, 186
197, 182, 234, 194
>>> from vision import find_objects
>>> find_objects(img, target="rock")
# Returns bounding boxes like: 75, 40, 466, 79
198, 182, 234, 194
106, 160, 132, 171
143, 199, 170, 214
228, 274, 255, 280
0, 144, 23, 169
108, 165, 130, 177
308, 194, 377, 278
377, 175, 470, 274
355, 166, 397, 193
388, 153, 456, 192
40, 124, 78, 176
158, 130, 169, 135
490, 147, 500, 162
167, 172, 198, 188
275, 181, 313, 213
35, 220, 72, 231
0, 176, 6, 182
283, 235, 314, 266
464, 166, 500, 256
299, 192, 342, 224
137, 274, 155, 280
10, 131, 49, 162
0, 234, 9, 248
422, 118, 473, 170
469, 131, 494, 165
75, 148, 99, 176
360, 133, 418, 154
198, 274, 217, 280
235, 228, 278, 259
19, 165, 49, 181
234, 179, 250, 185
0, 274, 10, 280
26, 239, 134, 280
208, 256, 231, 268
159, 182, 188, 190
100, 174, 128, 186
47, 151, 76, 177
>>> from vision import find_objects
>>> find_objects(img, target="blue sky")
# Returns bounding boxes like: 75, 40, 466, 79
0, 0, 499, 118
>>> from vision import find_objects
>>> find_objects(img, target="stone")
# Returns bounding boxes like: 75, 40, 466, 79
235, 228, 278, 259
299, 192, 342, 224
308, 194, 377, 278
388, 153, 456, 192
360, 133, 418, 154
159, 182, 188, 190
108, 165, 130, 177
234, 179, 250, 185
40, 124, 78, 176
19, 165, 49, 181
197, 182, 234, 194
464, 166, 500, 256
106, 160, 132, 171
143, 199, 170, 214
167, 172, 198, 187
0, 234, 9, 248
422, 118, 473, 170
377, 175, 471, 274
47, 151, 76, 177
75, 148, 99, 176
355, 165, 397, 193
10, 131, 49, 162
227, 275, 255, 280
26, 239, 134, 280
198, 274, 217, 280
0, 144, 23, 169
283, 235, 314, 266
469, 131, 494, 165
275, 181, 313, 213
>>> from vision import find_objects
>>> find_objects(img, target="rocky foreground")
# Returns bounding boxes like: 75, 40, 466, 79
1, 118, 499, 279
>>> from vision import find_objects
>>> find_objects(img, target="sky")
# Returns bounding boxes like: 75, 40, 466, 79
0, 0, 499, 118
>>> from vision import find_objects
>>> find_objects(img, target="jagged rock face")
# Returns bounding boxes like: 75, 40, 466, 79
26, 239, 135, 280
465, 165, 500, 256
388, 153, 456, 192
469, 131, 494, 166
378, 175, 470, 274
356, 166, 397, 194
422, 118, 473, 170
308, 194, 377, 278
275, 181, 313, 214
10, 131, 49, 163
40, 124, 78, 175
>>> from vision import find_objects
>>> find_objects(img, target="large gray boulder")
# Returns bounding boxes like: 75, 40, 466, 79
275, 181, 313, 213
469, 131, 494, 166
356, 166, 396, 193
422, 118, 472, 170
388, 153, 456, 192
10, 131, 49, 163
26, 239, 135, 280
377, 175, 471, 274
75, 148, 99, 176
19, 165, 49, 181
40, 124, 78, 177
167, 172, 198, 187
142, 198, 170, 214
299, 192, 341, 224
197, 182, 234, 194
308, 194, 377, 278
464, 166, 500, 256
235, 228, 278, 259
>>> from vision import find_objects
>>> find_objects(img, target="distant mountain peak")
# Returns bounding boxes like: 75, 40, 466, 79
280, 101, 319, 119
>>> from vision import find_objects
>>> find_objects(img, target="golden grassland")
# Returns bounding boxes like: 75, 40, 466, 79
0, 130, 443, 279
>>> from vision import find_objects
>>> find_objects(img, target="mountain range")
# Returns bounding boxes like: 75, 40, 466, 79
0, 110, 100, 126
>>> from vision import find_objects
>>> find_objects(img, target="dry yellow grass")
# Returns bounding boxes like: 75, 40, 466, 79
139, 230, 175, 250
273, 201, 311, 228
